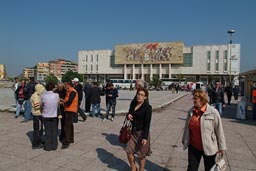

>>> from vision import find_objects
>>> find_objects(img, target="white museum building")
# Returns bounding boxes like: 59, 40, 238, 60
78, 41, 240, 85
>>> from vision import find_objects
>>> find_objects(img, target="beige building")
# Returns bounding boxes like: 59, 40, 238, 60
49, 59, 78, 80
78, 42, 240, 85
36, 62, 49, 83
23, 67, 35, 79
0, 64, 7, 79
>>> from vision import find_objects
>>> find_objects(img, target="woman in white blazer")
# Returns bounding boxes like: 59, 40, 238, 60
182, 89, 227, 171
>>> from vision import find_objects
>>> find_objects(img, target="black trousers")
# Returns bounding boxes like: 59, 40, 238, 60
187, 144, 216, 171
63, 111, 75, 144
42, 117, 58, 151
227, 94, 232, 105
85, 97, 91, 113
32, 115, 43, 147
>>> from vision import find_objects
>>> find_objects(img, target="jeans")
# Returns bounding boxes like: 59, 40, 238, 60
92, 103, 101, 117
106, 100, 116, 118
15, 100, 25, 117
42, 117, 58, 151
214, 102, 222, 115
24, 99, 32, 121
33, 115, 43, 147
187, 144, 216, 171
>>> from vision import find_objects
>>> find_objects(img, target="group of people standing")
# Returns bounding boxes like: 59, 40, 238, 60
13, 77, 87, 151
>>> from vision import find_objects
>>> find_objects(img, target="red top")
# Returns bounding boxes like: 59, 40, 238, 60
189, 105, 206, 151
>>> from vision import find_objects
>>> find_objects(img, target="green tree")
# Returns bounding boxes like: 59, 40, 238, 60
61, 70, 83, 83
150, 75, 162, 89
45, 74, 58, 85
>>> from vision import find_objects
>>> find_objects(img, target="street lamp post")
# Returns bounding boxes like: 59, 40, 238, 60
227, 29, 235, 84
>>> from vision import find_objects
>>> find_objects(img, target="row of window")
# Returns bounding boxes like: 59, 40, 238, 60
207, 50, 228, 72
84, 54, 99, 62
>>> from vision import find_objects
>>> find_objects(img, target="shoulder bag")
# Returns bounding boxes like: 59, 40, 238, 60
119, 116, 131, 144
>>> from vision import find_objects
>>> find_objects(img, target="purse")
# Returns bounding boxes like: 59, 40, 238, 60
119, 117, 131, 144
210, 153, 226, 171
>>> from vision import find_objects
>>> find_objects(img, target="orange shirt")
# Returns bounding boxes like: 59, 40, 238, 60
189, 105, 207, 151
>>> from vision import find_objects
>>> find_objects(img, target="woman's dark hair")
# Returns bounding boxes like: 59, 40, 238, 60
136, 87, 149, 97
46, 82, 55, 91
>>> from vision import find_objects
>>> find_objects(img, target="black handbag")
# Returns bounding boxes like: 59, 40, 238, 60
119, 117, 131, 144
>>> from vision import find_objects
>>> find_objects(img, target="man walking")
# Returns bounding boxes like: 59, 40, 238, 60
211, 81, 225, 115
103, 83, 118, 122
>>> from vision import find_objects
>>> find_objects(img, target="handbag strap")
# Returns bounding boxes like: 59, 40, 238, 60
123, 116, 131, 127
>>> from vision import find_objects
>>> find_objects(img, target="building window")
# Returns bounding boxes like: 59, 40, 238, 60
215, 50, 219, 58
91, 55, 93, 62
96, 54, 98, 62
207, 51, 211, 72
223, 50, 228, 72
182, 53, 193, 67
86, 55, 88, 62
85, 65, 87, 71
215, 56, 219, 72
91, 65, 93, 71
96, 65, 98, 71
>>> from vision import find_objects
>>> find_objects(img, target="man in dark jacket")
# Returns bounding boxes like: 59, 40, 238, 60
23, 77, 36, 122
72, 78, 87, 122
83, 79, 92, 113
88, 82, 102, 118
211, 81, 225, 115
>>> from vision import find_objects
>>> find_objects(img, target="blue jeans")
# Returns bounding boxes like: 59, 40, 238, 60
24, 99, 32, 121
106, 100, 116, 118
15, 100, 26, 117
91, 103, 101, 117
214, 103, 222, 115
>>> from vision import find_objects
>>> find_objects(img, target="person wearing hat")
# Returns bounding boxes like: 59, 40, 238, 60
30, 83, 45, 149
72, 78, 87, 122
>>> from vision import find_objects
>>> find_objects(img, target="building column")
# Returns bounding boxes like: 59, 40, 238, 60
169, 64, 172, 78
132, 64, 135, 80
124, 64, 127, 79
159, 64, 162, 79
141, 64, 144, 80
150, 64, 153, 80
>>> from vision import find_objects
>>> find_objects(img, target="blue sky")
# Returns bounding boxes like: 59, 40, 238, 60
1, 0, 255, 77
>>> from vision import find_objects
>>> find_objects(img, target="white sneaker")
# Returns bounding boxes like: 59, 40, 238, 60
111, 117, 114, 121
102, 118, 106, 122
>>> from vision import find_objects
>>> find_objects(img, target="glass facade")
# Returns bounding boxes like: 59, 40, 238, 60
182, 53, 193, 67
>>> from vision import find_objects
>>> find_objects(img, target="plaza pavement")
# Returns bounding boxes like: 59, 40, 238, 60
0, 88, 256, 171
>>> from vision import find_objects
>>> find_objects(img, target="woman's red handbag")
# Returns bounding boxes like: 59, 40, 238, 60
119, 117, 131, 144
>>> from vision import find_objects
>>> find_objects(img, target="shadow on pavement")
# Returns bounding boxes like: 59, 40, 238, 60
96, 148, 130, 171
26, 130, 33, 146
221, 103, 256, 126
101, 133, 169, 171
102, 133, 126, 147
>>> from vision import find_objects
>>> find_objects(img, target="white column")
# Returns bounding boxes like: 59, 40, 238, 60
150, 64, 153, 80
141, 64, 144, 80
159, 64, 162, 79
169, 64, 172, 78
132, 64, 135, 80
124, 64, 127, 79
